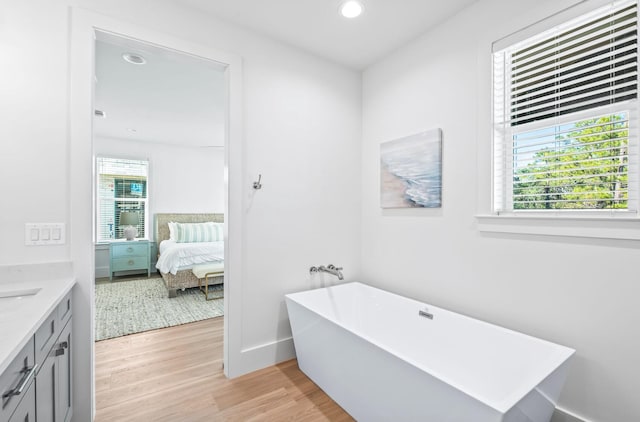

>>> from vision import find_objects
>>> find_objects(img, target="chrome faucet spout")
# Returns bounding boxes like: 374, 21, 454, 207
318, 264, 344, 280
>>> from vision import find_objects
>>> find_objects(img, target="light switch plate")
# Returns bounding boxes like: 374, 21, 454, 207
25, 223, 66, 245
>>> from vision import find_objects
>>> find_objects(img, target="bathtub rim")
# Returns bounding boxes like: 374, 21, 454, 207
285, 281, 576, 414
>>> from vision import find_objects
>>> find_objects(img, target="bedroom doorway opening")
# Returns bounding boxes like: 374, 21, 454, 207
91, 31, 229, 409
70, 10, 244, 419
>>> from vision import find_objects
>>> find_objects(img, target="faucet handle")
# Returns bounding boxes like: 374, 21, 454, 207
328, 264, 343, 271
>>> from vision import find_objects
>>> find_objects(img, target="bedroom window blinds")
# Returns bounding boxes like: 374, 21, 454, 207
96, 157, 149, 242
492, 0, 639, 213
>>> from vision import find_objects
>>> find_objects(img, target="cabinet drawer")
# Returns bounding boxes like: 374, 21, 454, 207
111, 243, 148, 257
112, 256, 148, 272
34, 311, 58, 368
0, 337, 35, 421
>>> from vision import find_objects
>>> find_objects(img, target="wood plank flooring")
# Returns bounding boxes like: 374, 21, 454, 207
95, 317, 354, 421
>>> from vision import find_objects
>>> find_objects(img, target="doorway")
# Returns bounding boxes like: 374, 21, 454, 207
69, 9, 244, 421
92, 32, 226, 341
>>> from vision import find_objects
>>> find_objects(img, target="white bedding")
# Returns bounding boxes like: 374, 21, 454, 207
156, 240, 224, 275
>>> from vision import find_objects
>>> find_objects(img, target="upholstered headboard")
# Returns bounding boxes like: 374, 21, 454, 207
154, 213, 224, 244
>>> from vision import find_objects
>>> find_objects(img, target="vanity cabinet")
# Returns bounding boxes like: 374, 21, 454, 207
0, 290, 73, 422
0, 338, 36, 422
57, 303, 73, 422
35, 290, 73, 422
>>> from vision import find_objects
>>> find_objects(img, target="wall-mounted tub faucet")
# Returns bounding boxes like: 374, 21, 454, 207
317, 264, 344, 280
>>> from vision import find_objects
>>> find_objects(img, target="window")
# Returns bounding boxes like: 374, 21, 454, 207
492, 0, 638, 214
96, 157, 149, 242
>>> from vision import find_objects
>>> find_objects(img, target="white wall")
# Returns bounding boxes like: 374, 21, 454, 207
1, 1, 362, 421
361, 0, 640, 421
94, 136, 225, 219
0, 0, 70, 265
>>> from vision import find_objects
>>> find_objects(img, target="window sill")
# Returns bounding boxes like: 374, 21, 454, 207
476, 214, 640, 240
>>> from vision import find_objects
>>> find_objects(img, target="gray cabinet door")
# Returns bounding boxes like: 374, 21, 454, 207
57, 320, 72, 422
8, 379, 36, 422
35, 320, 72, 422
35, 350, 57, 422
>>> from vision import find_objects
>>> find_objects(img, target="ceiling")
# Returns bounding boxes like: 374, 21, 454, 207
173, 0, 479, 69
94, 33, 226, 147
94, 1, 478, 146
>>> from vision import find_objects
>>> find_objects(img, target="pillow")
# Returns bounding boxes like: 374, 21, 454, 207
167, 222, 178, 241
175, 222, 223, 243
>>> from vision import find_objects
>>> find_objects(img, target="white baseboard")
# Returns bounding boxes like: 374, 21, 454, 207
95, 265, 109, 279
231, 337, 296, 378
552, 407, 588, 422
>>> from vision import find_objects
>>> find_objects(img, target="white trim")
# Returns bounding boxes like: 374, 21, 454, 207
237, 337, 296, 374
492, 0, 631, 52
69, 8, 244, 421
476, 214, 640, 239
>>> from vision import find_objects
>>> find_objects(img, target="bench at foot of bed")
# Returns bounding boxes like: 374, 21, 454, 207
160, 267, 223, 298
193, 262, 224, 300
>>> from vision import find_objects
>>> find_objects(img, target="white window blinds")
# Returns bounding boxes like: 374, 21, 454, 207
493, 0, 639, 213
96, 157, 149, 241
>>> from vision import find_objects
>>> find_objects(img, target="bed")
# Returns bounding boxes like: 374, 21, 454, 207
154, 213, 224, 298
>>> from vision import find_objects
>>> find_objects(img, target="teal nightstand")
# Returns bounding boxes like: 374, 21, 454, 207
109, 240, 151, 280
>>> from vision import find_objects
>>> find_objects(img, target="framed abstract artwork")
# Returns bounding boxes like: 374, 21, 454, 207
380, 128, 442, 208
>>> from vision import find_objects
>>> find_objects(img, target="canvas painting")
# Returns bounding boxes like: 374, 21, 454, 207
380, 128, 442, 208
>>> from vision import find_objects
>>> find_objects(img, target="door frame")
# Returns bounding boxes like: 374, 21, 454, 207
69, 8, 244, 421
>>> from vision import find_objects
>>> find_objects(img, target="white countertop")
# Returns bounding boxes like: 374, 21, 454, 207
0, 276, 76, 375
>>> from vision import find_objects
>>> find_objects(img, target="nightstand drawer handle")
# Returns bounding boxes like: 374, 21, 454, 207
127, 247, 134, 253
128, 260, 134, 265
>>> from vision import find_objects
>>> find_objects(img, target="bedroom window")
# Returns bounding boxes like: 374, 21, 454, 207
492, 0, 639, 214
96, 157, 149, 242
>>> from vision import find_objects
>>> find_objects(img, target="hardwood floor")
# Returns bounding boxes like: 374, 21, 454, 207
95, 317, 353, 421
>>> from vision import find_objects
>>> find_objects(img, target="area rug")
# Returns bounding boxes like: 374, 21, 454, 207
95, 277, 223, 341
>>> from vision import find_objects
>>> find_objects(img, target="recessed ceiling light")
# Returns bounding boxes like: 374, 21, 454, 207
340, 1, 364, 18
122, 52, 146, 65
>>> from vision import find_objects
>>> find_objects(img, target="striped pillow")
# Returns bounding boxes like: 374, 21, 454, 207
175, 222, 223, 243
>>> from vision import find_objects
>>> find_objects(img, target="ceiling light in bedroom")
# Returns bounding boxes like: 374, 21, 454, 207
122, 52, 146, 65
340, 1, 364, 18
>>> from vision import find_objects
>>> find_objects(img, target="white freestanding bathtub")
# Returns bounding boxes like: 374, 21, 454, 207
285, 282, 575, 422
